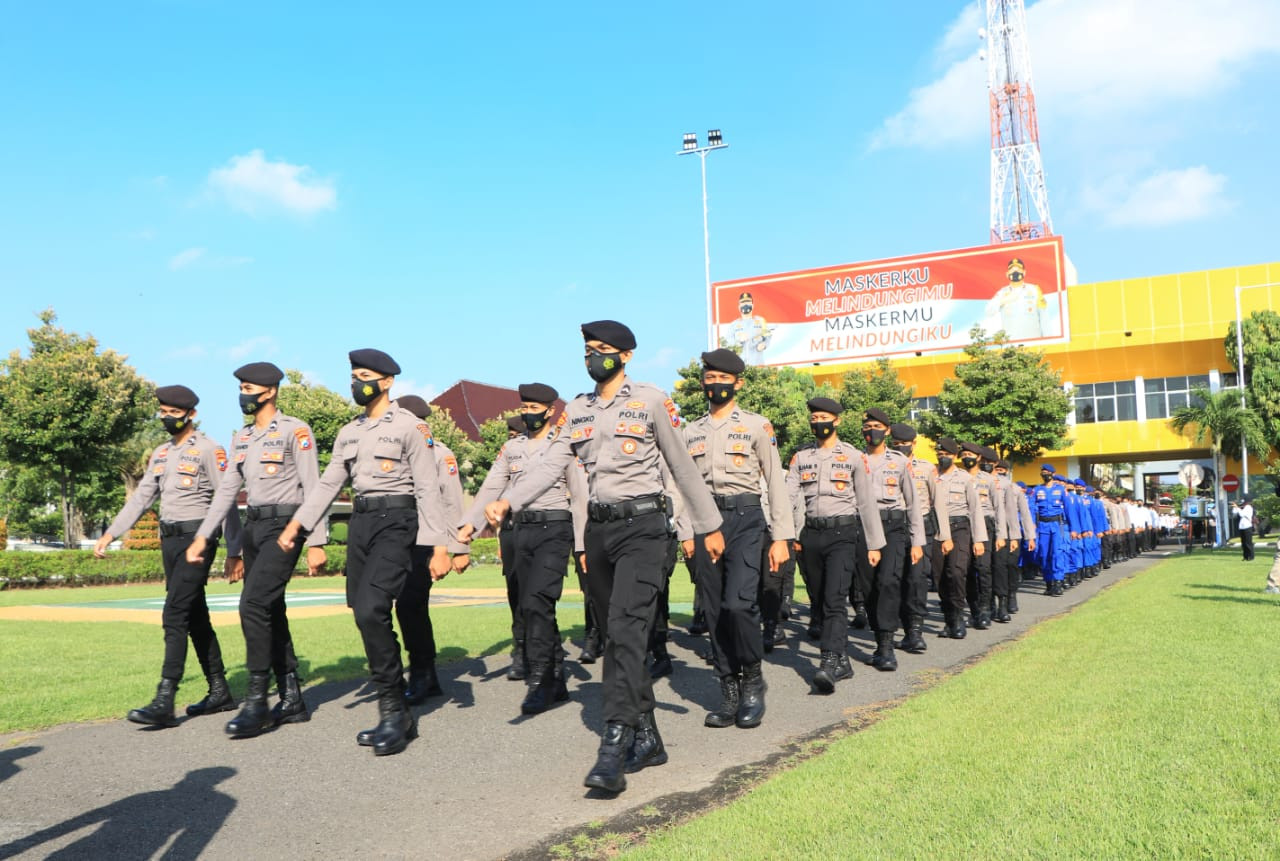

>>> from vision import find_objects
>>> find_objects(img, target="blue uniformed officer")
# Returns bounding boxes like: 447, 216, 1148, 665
1031, 466, 1068, 595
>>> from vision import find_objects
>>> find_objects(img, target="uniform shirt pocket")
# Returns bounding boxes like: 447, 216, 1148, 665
372, 441, 402, 473
260, 450, 285, 478
828, 466, 853, 495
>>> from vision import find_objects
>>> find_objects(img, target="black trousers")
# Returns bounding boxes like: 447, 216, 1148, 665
397, 545, 438, 669
648, 536, 678, 650
799, 524, 857, 654
239, 516, 304, 676
695, 505, 766, 677
939, 520, 972, 615
346, 508, 415, 694
160, 534, 224, 681
512, 519, 573, 671
1241, 527, 1255, 561
992, 532, 1014, 600
967, 516, 995, 614
851, 526, 872, 607
900, 527, 935, 628
499, 519, 521, 645
759, 531, 796, 627
867, 515, 908, 633
584, 511, 668, 727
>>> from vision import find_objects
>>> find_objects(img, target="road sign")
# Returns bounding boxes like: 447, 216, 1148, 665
1222, 474, 1239, 492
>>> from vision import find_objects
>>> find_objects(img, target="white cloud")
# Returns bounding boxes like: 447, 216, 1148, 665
872, 0, 1280, 150
1084, 165, 1230, 227
169, 247, 206, 270
226, 335, 279, 360
396, 379, 440, 402
207, 149, 336, 216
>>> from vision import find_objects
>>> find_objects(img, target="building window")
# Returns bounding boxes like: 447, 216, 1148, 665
908, 396, 940, 422
1073, 380, 1137, 424
1144, 375, 1209, 420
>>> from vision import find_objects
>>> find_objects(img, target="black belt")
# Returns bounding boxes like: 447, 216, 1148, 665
949, 516, 970, 528
1039, 515, 1064, 523
353, 494, 415, 513
588, 494, 666, 523
516, 509, 573, 525
805, 514, 859, 530
246, 503, 299, 521
714, 492, 761, 511
880, 509, 906, 525
159, 519, 203, 538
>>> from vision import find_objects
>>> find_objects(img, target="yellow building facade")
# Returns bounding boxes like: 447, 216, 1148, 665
812, 261, 1280, 500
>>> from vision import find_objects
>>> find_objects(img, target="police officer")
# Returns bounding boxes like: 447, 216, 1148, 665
95, 386, 238, 727
786, 398, 885, 692
277, 349, 454, 757
960, 442, 1005, 629
892, 424, 949, 654
396, 395, 472, 705
986, 451, 1023, 623
681, 348, 792, 728
859, 409, 924, 672
461, 383, 587, 715
185, 362, 326, 737
760, 472, 805, 653
484, 321, 724, 794
1031, 466, 1068, 595
995, 458, 1035, 615
934, 438, 988, 638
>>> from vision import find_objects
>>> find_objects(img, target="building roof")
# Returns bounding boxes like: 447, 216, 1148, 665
431, 379, 567, 441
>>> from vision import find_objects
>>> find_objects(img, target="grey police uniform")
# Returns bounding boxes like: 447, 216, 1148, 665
786, 441, 886, 656
935, 467, 989, 633
902, 457, 950, 631
108, 429, 239, 682
501, 378, 722, 729
198, 414, 323, 678
861, 448, 926, 635
685, 407, 793, 679
968, 469, 1007, 626
293, 406, 451, 696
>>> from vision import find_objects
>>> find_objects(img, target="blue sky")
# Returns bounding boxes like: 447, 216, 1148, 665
2, 1, 1278, 440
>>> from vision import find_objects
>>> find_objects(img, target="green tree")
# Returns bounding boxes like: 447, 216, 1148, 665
1225, 310, 1280, 453
918, 326, 1072, 463
1169, 386, 1268, 481
464, 414, 518, 496
276, 369, 356, 469
834, 358, 916, 448
0, 310, 152, 546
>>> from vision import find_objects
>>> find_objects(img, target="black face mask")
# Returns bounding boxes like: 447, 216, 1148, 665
586, 350, 623, 383
891, 444, 913, 458
239, 392, 267, 415
810, 421, 836, 440
521, 410, 548, 433
1010, 270, 1024, 282
937, 455, 954, 471
979, 461, 995, 473
1041, 473, 1054, 484
961, 456, 979, 469
160, 413, 189, 435
863, 428, 886, 447
704, 383, 734, 406
351, 377, 384, 406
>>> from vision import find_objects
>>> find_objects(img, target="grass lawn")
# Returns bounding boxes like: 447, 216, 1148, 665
0, 562, 704, 735
619, 552, 1280, 859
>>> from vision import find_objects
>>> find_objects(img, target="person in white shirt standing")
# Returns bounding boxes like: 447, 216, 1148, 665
1234, 498, 1256, 562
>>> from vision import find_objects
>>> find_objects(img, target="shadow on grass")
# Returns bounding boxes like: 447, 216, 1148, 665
1185, 583, 1269, 594
1177, 593, 1276, 606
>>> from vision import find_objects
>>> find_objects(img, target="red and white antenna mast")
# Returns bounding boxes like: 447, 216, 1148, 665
983, 0, 1053, 243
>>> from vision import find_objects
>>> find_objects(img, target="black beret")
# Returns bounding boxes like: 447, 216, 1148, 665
889, 423, 916, 442
155, 385, 198, 410
580, 320, 636, 351
960, 441, 984, 456
397, 395, 431, 419
348, 348, 401, 376
936, 437, 960, 455
233, 362, 284, 387
701, 348, 745, 376
806, 397, 843, 416
517, 382, 558, 404
864, 407, 891, 426
997, 458, 1012, 470
506, 414, 526, 433
979, 445, 1000, 461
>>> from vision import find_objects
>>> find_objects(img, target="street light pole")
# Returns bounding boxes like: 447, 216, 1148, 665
679, 130, 728, 350
1233, 280, 1280, 495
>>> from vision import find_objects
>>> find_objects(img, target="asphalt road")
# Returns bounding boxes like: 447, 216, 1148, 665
0, 552, 1167, 860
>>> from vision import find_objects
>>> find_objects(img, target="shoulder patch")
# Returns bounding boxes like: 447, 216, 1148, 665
444, 455, 458, 475
415, 423, 435, 446
215, 448, 228, 472
556, 412, 568, 428
663, 398, 680, 428
789, 453, 798, 466
293, 427, 313, 451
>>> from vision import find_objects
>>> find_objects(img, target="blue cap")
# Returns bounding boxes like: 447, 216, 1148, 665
1039, 463, 1055, 472
1016, 481, 1026, 488
1074, 478, 1086, 487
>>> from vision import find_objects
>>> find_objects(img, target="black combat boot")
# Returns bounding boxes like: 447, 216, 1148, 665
953, 612, 967, 639
507, 640, 528, 681
186, 671, 235, 717
762, 622, 778, 654
225, 672, 273, 738
366, 688, 417, 756
687, 608, 708, 636
625, 710, 668, 773
780, 597, 793, 620
404, 664, 443, 705
974, 606, 991, 630
813, 651, 845, 694
1044, 580, 1056, 596
649, 638, 673, 678
851, 602, 869, 630
521, 663, 570, 715
1049, 579, 1063, 597
128, 677, 180, 727
898, 615, 927, 653
938, 609, 955, 638
271, 670, 310, 725
705, 675, 741, 728
584, 721, 634, 793
736, 663, 766, 728
807, 621, 822, 640
578, 628, 601, 664
1008, 590, 1020, 614
872, 631, 897, 671
995, 595, 1011, 623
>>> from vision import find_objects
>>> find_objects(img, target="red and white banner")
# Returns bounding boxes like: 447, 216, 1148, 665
713, 237, 1068, 367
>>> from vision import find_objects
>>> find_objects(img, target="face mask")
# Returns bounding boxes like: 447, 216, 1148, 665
1010, 270, 1024, 282
863, 428, 886, 447
521, 410, 548, 433
961, 456, 979, 469
1041, 473, 1053, 484
937, 455, 954, 471
810, 421, 835, 440
160, 414, 189, 435
979, 461, 995, 473
239, 392, 267, 415
586, 350, 623, 383
740, 304, 753, 315
351, 377, 384, 406
704, 383, 734, 405
891, 444, 913, 458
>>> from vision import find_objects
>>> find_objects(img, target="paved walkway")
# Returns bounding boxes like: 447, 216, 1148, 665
0, 554, 1168, 860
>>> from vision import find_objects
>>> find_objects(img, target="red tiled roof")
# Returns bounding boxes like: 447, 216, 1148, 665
431, 380, 566, 441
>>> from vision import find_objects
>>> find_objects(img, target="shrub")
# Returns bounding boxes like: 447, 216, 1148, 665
328, 521, 348, 545
123, 511, 161, 550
